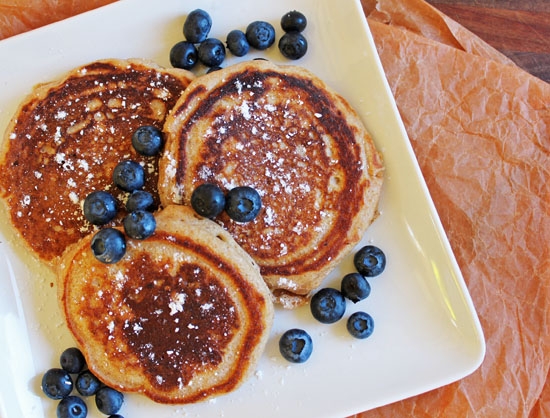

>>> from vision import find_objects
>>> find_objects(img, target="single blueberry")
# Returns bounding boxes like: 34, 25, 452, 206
126, 190, 155, 212
279, 329, 313, 363
91, 228, 126, 264
225, 186, 262, 222
347, 311, 375, 339
245, 21, 276, 50
42, 368, 73, 400
169, 41, 198, 70
226, 29, 250, 57
281, 10, 307, 32
113, 160, 145, 192
278, 32, 308, 60
341, 272, 371, 303
83, 191, 117, 226
191, 183, 226, 219
132, 125, 163, 156
310, 288, 346, 324
57, 395, 87, 418
60, 347, 86, 374
183, 9, 212, 43
75, 370, 102, 397
123, 210, 156, 240
198, 38, 226, 67
95, 386, 124, 415
354, 245, 386, 277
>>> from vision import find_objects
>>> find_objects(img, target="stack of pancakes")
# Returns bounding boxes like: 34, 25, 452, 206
0, 59, 383, 403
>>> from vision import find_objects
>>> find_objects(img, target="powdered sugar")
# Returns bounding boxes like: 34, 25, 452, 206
169, 293, 187, 316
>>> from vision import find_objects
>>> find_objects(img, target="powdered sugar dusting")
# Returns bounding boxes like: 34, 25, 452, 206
169, 293, 187, 316
180, 71, 357, 265
0, 61, 189, 260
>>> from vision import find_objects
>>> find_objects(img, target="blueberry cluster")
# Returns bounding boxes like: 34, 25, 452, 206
191, 183, 262, 223
41, 347, 124, 418
310, 245, 385, 336
170, 9, 309, 74
278, 245, 386, 363
84, 125, 161, 264
278, 11, 308, 60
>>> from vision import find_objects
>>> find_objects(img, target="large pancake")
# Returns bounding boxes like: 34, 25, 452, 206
0, 58, 194, 266
159, 60, 385, 308
58, 204, 274, 404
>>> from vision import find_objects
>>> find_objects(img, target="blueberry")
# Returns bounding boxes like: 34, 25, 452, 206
245, 21, 276, 50
354, 245, 386, 277
83, 191, 117, 226
278, 32, 308, 60
57, 395, 87, 418
198, 38, 226, 67
279, 329, 313, 363
126, 190, 155, 212
347, 311, 375, 339
310, 288, 346, 324
75, 370, 102, 397
113, 160, 145, 192
42, 368, 73, 400
281, 10, 307, 32
60, 347, 86, 374
123, 210, 156, 240
225, 186, 262, 222
95, 387, 124, 415
183, 9, 212, 43
132, 125, 163, 156
226, 30, 250, 57
191, 183, 225, 219
91, 228, 126, 264
341, 272, 371, 303
169, 41, 198, 70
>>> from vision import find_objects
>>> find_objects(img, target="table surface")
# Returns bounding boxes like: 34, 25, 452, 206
426, 0, 550, 83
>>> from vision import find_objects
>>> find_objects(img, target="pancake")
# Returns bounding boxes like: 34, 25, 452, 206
58, 204, 274, 404
159, 60, 385, 308
0, 58, 194, 266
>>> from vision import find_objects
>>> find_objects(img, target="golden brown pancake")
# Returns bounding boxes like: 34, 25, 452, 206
0, 58, 194, 266
159, 60, 385, 308
58, 205, 274, 404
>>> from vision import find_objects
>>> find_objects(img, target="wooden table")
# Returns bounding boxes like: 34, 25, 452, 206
426, 0, 550, 83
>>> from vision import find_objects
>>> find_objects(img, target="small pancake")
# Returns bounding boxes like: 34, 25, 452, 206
58, 205, 274, 404
159, 60, 384, 308
0, 58, 194, 266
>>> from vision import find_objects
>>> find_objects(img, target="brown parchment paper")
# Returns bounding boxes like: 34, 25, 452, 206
0, 0, 548, 417
354, 0, 550, 417
0, 0, 114, 40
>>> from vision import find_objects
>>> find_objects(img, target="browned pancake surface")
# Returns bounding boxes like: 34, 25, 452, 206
58, 205, 273, 404
0, 59, 194, 265
160, 61, 384, 307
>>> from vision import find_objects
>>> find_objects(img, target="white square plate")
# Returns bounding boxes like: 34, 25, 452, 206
0, 0, 485, 417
